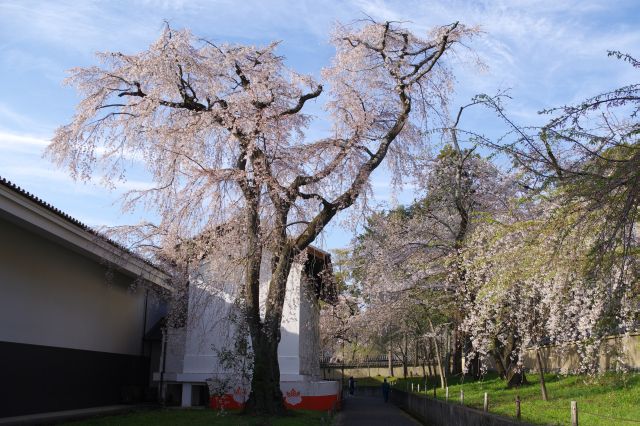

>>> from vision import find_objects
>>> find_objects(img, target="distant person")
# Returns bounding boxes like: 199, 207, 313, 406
382, 378, 390, 403
348, 376, 355, 395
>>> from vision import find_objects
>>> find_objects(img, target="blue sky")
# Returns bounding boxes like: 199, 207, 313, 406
1, 0, 639, 250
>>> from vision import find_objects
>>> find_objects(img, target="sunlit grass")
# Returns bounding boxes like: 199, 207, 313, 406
360, 372, 640, 425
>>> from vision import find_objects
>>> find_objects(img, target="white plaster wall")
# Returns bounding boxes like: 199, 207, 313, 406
166, 256, 306, 380
276, 263, 302, 378
182, 259, 240, 375
298, 276, 321, 379
164, 327, 187, 373
0, 217, 150, 356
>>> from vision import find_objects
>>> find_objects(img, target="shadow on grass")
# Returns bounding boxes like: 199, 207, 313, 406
63, 408, 332, 426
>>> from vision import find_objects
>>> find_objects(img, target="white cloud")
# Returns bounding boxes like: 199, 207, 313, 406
1, 49, 65, 82
1, 164, 76, 185
0, 105, 46, 131
0, 1, 161, 56
0, 129, 50, 155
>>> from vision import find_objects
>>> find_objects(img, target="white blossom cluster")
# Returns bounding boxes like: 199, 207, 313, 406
460, 197, 639, 376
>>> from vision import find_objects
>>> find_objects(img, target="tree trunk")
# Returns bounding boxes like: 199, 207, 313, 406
415, 339, 419, 377
506, 369, 528, 388
451, 330, 463, 376
536, 349, 548, 401
492, 348, 507, 379
467, 353, 481, 380
429, 320, 447, 389
402, 333, 408, 379
242, 192, 288, 415
493, 348, 528, 388
245, 334, 285, 414
491, 334, 528, 388
388, 348, 394, 377
341, 339, 345, 390
427, 340, 435, 378
420, 343, 427, 378
445, 331, 452, 378
242, 205, 292, 415
505, 350, 528, 388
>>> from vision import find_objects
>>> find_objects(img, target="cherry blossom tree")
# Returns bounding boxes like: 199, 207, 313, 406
319, 249, 364, 362
475, 53, 640, 280
461, 186, 640, 400
465, 52, 640, 380
351, 141, 514, 384
460, 205, 547, 393
47, 21, 476, 413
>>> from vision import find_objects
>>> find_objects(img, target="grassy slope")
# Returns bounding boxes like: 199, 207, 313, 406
63, 408, 332, 426
359, 372, 640, 425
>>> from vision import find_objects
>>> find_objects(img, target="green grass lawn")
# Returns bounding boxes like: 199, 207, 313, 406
359, 372, 640, 425
63, 408, 333, 426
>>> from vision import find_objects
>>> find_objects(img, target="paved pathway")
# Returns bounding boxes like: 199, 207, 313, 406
334, 395, 423, 426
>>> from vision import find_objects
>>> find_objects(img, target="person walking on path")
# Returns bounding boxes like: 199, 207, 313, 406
382, 378, 390, 403
348, 377, 356, 395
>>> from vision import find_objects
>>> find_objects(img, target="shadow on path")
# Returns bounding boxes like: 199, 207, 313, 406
334, 395, 424, 426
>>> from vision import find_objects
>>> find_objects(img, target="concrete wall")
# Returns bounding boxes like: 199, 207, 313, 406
522, 333, 640, 373
390, 388, 531, 426
164, 327, 187, 374
322, 364, 443, 380
159, 253, 339, 408
324, 334, 640, 381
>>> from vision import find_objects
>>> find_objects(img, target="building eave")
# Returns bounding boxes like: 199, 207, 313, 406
307, 245, 331, 263
0, 178, 172, 292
